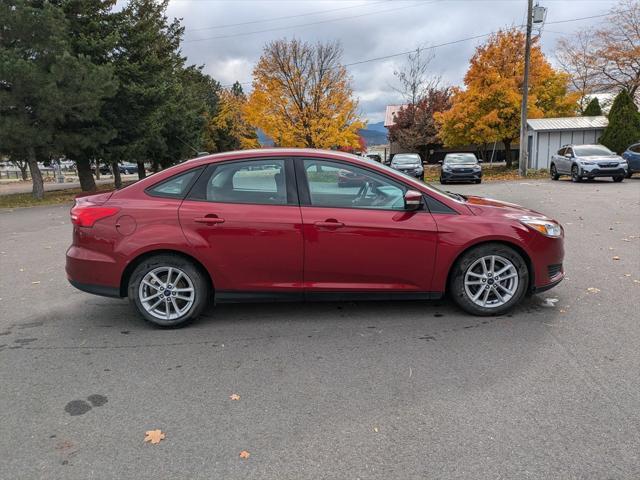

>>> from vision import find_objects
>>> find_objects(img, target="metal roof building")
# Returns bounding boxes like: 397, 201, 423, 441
527, 116, 608, 169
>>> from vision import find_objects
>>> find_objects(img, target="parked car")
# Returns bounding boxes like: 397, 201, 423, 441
439, 153, 483, 184
98, 162, 139, 175
550, 144, 628, 182
366, 154, 383, 163
390, 153, 424, 179
67, 148, 565, 327
622, 143, 640, 178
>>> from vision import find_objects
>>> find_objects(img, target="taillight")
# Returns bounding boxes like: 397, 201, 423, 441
70, 205, 120, 227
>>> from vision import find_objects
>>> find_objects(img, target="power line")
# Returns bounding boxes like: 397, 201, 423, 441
219, 9, 620, 88
187, 0, 390, 32
184, 1, 431, 42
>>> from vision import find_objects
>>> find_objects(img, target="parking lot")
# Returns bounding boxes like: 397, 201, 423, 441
1, 178, 639, 479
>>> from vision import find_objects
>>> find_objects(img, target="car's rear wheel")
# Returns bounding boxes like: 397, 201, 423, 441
550, 164, 559, 180
626, 170, 632, 178
571, 165, 582, 183
613, 175, 624, 182
128, 254, 209, 327
449, 244, 529, 316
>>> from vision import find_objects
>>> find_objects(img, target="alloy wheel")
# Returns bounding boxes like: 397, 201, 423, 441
463, 255, 519, 308
138, 266, 195, 321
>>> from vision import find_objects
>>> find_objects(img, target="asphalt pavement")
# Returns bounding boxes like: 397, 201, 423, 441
1, 177, 639, 479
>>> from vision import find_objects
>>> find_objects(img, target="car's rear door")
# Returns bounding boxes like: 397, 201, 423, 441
295, 157, 439, 295
179, 158, 303, 296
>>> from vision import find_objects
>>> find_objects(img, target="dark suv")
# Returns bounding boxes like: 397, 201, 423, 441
439, 153, 482, 184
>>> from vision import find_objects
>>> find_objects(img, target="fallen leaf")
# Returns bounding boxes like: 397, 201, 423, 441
31, 281, 40, 285
229, 393, 240, 401
587, 287, 600, 294
634, 280, 640, 284
373, 427, 379, 433
239, 450, 250, 459
624, 274, 631, 277
144, 429, 165, 444
608, 247, 614, 251
541, 298, 558, 308
612, 256, 620, 260
19, 268, 24, 272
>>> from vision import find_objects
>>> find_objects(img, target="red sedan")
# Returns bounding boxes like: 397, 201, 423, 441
66, 149, 564, 327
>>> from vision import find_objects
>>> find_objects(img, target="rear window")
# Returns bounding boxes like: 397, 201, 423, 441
147, 169, 201, 199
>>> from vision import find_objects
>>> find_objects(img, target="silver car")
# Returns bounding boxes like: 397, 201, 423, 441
550, 144, 628, 183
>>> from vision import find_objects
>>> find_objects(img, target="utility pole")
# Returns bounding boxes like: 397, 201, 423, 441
518, 0, 534, 177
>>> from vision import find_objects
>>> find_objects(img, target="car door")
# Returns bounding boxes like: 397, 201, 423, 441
179, 158, 304, 296
295, 157, 439, 295
561, 147, 574, 173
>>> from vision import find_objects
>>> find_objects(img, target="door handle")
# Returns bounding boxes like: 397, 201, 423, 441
194, 215, 225, 225
314, 220, 345, 228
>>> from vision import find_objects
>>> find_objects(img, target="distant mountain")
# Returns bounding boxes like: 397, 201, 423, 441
359, 127, 388, 146
366, 121, 388, 134
257, 123, 388, 147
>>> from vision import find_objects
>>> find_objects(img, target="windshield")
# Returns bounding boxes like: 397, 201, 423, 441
356, 155, 464, 202
573, 145, 614, 156
444, 153, 478, 164
392, 154, 421, 164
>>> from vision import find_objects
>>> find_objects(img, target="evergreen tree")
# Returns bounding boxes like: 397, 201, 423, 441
583, 97, 603, 116
0, 0, 114, 198
600, 89, 640, 154
53, 0, 120, 191
103, 0, 187, 186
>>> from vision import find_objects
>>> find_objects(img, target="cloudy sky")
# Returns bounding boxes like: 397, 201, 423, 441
159, 0, 617, 123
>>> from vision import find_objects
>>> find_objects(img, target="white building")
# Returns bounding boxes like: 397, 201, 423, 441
526, 116, 608, 169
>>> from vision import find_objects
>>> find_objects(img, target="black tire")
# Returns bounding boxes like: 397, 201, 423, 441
128, 254, 209, 328
626, 170, 632, 178
613, 175, 624, 182
449, 243, 529, 316
550, 164, 560, 180
475, 179, 481, 184
440, 177, 446, 185
571, 164, 582, 183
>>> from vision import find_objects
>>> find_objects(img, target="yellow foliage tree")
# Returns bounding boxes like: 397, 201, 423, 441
245, 39, 365, 149
204, 83, 260, 152
435, 28, 579, 166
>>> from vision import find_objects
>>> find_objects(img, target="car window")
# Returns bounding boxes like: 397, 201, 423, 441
302, 159, 406, 210
631, 144, 640, 153
444, 153, 478, 164
194, 159, 288, 205
557, 147, 566, 156
147, 168, 201, 198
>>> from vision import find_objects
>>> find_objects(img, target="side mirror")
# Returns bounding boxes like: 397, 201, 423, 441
477, 159, 483, 163
404, 190, 423, 211
564, 153, 572, 158
437, 160, 443, 165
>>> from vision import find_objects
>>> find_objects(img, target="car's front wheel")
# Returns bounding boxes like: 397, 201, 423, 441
571, 165, 582, 183
449, 243, 529, 316
550, 164, 559, 180
128, 254, 209, 327
613, 175, 624, 182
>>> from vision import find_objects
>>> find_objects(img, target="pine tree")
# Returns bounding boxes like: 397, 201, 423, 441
600, 90, 640, 154
0, 0, 115, 198
583, 97, 603, 116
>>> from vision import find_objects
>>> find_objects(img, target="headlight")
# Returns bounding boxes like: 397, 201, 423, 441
442, 165, 451, 171
579, 161, 593, 166
473, 165, 481, 170
520, 218, 562, 238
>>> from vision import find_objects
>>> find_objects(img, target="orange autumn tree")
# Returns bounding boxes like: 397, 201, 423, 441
245, 38, 365, 149
436, 28, 579, 167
